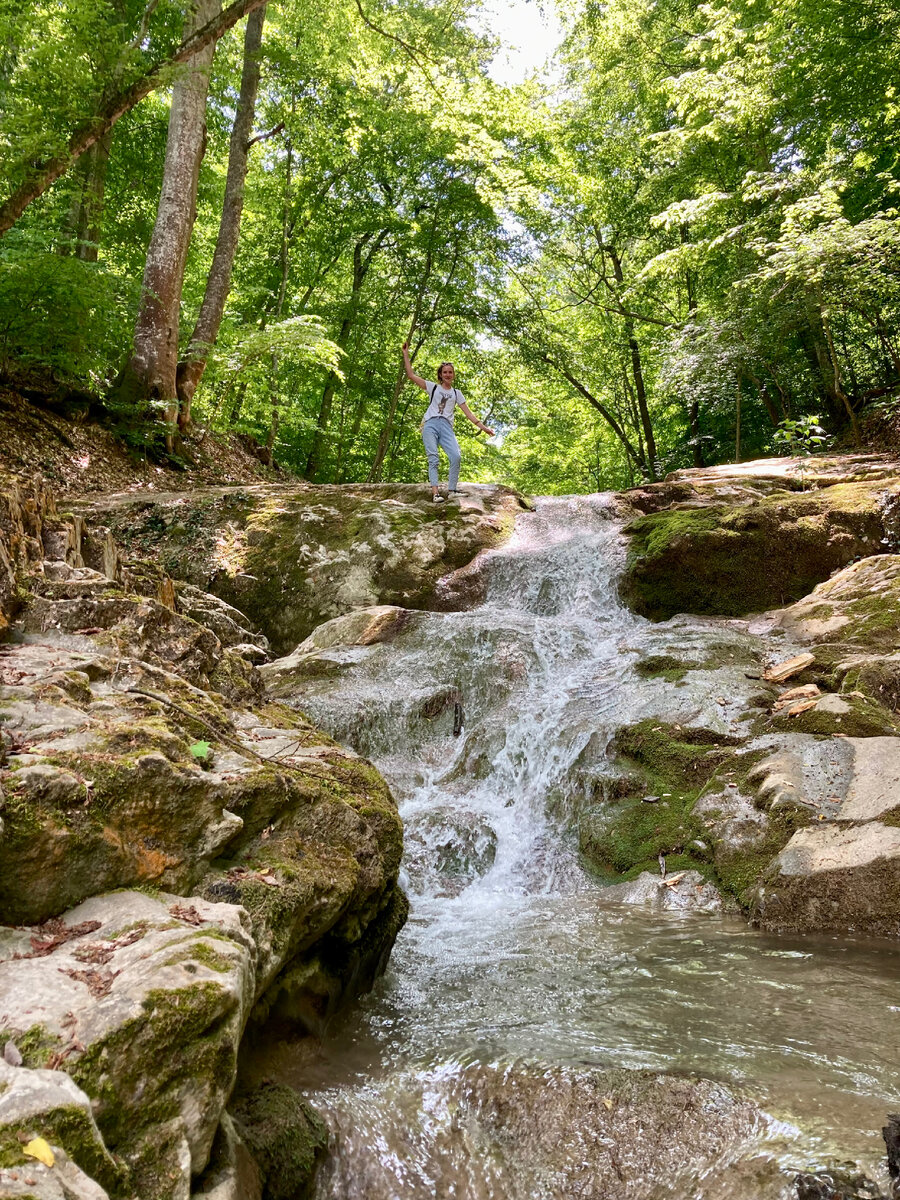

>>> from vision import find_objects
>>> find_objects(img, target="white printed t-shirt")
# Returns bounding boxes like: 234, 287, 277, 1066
422, 381, 463, 424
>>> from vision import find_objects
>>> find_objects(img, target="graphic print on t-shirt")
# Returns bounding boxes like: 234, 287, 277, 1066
423, 380, 463, 424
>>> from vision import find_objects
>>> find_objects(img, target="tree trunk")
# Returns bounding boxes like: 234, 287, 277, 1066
0, 0, 266, 240
820, 308, 862, 446
306, 230, 387, 480
734, 377, 742, 463
368, 367, 408, 481
606, 244, 658, 478
176, 2, 266, 431
58, 131, 112, 261
113, 0, 221, 447
683, 246, 704, 467
689, 398, 705, 467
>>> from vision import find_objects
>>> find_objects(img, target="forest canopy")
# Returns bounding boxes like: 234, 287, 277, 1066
2, 0, 899, 491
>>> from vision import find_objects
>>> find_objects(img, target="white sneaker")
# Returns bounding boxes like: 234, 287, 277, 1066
433, 493, 445, 504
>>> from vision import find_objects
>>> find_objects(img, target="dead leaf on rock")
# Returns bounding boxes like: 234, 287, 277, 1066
787, 699, 820, 716
169, 903, 205, 926
59, 966, 119, 998
72, 942, 115, 965
663, 872, 688, 888
763, 653, 815, 684
23, 1138, 54, 1168
27, 919, 102, 958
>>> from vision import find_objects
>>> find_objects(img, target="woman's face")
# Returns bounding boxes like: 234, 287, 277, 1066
439, 363, 455, 387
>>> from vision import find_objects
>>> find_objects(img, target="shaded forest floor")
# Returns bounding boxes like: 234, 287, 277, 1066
0, 387, 294, 496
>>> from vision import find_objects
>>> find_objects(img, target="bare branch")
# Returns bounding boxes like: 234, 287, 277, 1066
246, 121, 284, 149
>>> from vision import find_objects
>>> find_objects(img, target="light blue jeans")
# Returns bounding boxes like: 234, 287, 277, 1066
422, 418, 461, 490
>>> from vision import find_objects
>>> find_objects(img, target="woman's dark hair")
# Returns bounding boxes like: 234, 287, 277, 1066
436, 361, 455, 384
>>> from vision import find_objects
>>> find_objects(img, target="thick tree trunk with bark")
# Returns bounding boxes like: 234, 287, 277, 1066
176, 3, 267, 431
0, 0, 266, 240
113, 0, 221, 444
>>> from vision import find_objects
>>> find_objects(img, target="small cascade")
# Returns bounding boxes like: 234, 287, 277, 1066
257, 495, 900, 1199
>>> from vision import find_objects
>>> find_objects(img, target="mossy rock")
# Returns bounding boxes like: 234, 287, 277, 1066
622, 482, 889, 619
231, 1083, 328, 1200
78, 484, 528, 654
578, 722, 736, 881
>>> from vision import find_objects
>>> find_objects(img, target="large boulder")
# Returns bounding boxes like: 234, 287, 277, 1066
75, 483, 528, 654
750, 822, 900, 937
0, 890, 255, 1200
621, 474, 897, 620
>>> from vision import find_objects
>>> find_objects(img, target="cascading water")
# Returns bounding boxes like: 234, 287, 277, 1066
253, 495, 900, 1199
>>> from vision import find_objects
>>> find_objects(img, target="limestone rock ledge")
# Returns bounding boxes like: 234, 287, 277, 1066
74, 482, 529, 655
0, 474, 407, 1200
620, 454, 899, 619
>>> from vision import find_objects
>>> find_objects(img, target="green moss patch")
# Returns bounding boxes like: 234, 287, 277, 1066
231, 1083, 328, 1200
622, 481, 887, 619
633, 655, 690, 682
579, 722, 735, 881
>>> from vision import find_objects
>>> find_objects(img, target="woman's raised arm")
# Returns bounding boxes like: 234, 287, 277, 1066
402, 343, 427, 390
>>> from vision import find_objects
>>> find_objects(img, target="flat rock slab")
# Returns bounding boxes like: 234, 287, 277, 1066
752, 823, 900, 936
75, 483, 528, 655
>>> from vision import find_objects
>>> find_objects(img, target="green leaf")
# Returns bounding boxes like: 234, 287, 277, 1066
190, 741, 211, 759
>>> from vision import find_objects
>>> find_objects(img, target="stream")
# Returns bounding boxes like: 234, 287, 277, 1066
255, 495, 900, 1198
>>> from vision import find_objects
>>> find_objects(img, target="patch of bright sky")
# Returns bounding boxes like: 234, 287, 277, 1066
472, 0, 564, 86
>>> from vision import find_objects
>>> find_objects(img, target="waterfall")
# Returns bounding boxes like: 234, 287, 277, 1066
253, 495, 899, 1200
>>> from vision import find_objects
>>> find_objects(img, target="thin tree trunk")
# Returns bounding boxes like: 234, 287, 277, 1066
606, 244, 658, 478
368, 366, 409, 482
113, 0, 221, 448
734, 377, 741, 463
74, 131, 113, 262
820, 308, 862, 446
305, 230, 387, 480
683, 244, 704, 467
551, 357, 647, 474
0, 0, 266, 239
176, 2, 266, 431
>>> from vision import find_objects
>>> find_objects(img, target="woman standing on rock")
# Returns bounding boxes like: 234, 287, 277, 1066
402, 343, 494, 503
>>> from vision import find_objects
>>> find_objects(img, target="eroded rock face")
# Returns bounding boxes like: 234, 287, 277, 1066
621, 472, 897, 620
75, 483, 528, 654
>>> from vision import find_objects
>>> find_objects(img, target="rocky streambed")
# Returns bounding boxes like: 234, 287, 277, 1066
1, 457, 900, 1199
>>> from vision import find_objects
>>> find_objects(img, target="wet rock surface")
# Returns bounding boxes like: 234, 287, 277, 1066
311, 1060, 791, 1200
5, 457, 900, 1198
75, 483, 528, 655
